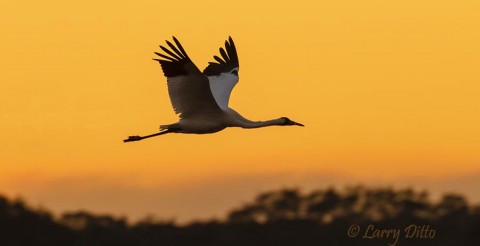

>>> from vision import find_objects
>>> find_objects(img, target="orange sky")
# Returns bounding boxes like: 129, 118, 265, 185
1, 0, 479, 221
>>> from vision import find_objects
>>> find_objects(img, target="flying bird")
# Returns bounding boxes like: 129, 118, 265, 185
124, 37, 303, 142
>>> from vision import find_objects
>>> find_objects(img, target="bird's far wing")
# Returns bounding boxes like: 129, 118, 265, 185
203, 37, 240, 109
154, 37, 222, 118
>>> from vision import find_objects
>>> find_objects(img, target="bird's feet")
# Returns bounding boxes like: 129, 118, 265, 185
124, 135, 143, 142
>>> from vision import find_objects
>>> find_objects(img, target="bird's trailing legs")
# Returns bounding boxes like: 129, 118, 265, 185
123, 129, 171, 142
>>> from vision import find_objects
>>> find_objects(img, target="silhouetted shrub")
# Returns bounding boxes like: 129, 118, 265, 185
1, 186, 479, 245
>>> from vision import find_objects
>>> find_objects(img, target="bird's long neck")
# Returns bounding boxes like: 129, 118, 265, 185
238, 118, 284, 129
225, 108, 283, 129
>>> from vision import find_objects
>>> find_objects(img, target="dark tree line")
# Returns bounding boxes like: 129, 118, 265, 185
1, 186, 479, 245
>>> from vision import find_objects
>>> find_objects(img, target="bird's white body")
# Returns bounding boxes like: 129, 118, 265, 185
124, 37, 302, 142
164, 109, 287, 134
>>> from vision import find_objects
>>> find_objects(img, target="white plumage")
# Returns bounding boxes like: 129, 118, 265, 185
124, 37, 303, 142
207, 70, 238, 110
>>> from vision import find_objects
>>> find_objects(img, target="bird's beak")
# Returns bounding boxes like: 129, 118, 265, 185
291, 120, 304, 127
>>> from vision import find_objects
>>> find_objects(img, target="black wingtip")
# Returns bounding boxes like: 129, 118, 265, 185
153, 36, 193, 77
171, 36, 189, 60
202, 36, 239, 76
172, 36, 180, 46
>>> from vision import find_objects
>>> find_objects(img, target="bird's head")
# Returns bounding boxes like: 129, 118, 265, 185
280, 117, 304, 127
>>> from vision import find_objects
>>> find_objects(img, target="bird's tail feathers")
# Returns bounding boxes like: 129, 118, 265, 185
160, 123, 181, 131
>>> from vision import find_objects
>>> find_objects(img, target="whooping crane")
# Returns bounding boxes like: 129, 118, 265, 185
124, 37, 303, 142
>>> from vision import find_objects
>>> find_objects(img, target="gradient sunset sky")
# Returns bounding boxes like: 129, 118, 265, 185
1, 0, 479, 222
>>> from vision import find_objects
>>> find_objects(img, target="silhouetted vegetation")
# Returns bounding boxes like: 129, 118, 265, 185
1, 186, 479, 245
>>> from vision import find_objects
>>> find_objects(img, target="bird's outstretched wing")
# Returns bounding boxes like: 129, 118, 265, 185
203, 37, 240, 109
154, 37, 222, 118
